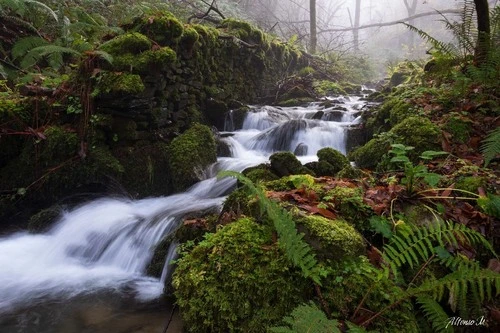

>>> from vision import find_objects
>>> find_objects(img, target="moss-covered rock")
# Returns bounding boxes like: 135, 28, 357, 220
245, 168, 279, 184
275, 97, 315, 107
337, 164, 363, 179
317, 147, 348, 174
269, 151, 311, 177
146, 235, 173, 278
323, 186, 372, 230
296, 215, 364, 261
127, 10, 184, 46
391, 116, 441, 158
99, 32, 152, 55
349, 135, 391, 169
172, 218, 309, 333
167, 123, 217, 191
28, 206, 62, 232
313, 80, 346, 96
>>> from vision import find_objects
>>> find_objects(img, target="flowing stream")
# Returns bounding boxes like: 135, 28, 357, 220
0, 94, 372, 332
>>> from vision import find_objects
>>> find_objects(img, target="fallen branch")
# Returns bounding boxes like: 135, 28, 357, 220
318, 9, 461, 34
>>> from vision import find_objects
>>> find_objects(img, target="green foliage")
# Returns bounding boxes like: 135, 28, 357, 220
481, 127, 500, 167
168, 123, 217, 191
172, 217, 309, 333
220, 171, 326, 284
313, 80, 346, 96
415, 296, 453, 333
477, 193, 500, 219
382, 220, 496, 278
389, 144, 447, 194
269, 302, 341, 333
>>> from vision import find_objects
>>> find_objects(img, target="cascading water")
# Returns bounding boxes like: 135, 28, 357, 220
0, 94, 372, 332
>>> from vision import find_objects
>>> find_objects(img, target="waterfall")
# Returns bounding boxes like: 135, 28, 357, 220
0, 95, 370, 330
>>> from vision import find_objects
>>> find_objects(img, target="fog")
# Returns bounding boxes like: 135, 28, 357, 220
205, 0, 498, 76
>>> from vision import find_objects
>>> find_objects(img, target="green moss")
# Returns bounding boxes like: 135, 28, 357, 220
180, 26, 199, 51
192, 24, 219, 45
167, 123, 217, 191
40, 126, 79, 166
94, 72, 145, 96
222, 187, 261, 218
28, 206, 62, 233
337, 164, 363, 179
99, 32, 151, 55
269, 151, 311, 177
140, 46, 177, 68
391, 116, 441, 158
220, 18, 265, 44
298, 66, 315, 77
313, 80, 346, 96
317, 147, 348, 174
172, 218, 309, 333
455, 176, 487, 194
129, 10, 184, 45
245, 168, 279, 183
323, 256, 418, 332
323, 186, 372, 230
349, 135, 391, 169
445, 114, 471, 143
276, 97, 315, 107
296, 215, 365, 261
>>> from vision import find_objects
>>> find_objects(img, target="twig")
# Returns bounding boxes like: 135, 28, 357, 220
162, 304, 177, 333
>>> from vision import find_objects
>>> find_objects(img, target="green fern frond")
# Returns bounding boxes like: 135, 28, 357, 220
269, 302, 341, 333
410, 266, 500, 307
481, 127, 500, 166
21, 45, 81, 69
382, 221, 495, 277
12, 36, 48, 60
92, 50, 113, 65
416, 296, 453, 333
219, 171, 324, 284
403, 23, 457, 56
25, 0, 58, 22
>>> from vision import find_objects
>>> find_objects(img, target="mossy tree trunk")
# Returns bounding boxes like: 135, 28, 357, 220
474, 0, 490, 65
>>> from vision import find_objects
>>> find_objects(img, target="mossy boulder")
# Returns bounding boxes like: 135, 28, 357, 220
317, 147, 348, 174
167, 123, 217, 191
391, 116, 441, 158
351, 116, 441, 169
337, 164, 363, 179
28, 206, 62, 232
323, 186, 372, 231
244, 167, 279, 184
172, 218, 309, 333
349, 135, 391, 169
269, 151, 311, 177
313, 80, 346, 96
296, 215, 365, 261
276, 97, 315, 107
146, 235, 173, 278
220, 18, 265, 44
304, 160, 337, 177
127, 10, 184, 46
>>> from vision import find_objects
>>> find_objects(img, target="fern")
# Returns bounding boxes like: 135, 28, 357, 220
269, 302, 341, 333
219, 171, 325, 284
403, 23, 457, 56
20, 45, 81, 70
416, 296, 453, 333
481, 127, 500, 167
382, 221, 495, 278
12, 36, 48, 60
409, 266, 500, 312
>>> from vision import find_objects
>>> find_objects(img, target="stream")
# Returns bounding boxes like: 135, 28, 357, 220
0, 93, 372, 332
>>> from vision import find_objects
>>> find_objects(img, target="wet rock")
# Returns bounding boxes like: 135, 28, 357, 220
293, 143, 308, 156
311, 111, 324, 120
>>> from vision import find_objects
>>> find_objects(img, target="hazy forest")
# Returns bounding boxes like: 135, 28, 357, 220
0, 0, 499, 332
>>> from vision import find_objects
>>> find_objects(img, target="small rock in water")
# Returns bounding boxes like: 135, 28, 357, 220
294, 143, 308, 156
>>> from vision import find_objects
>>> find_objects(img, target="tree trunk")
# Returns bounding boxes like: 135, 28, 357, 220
474, 0, 490, 64
403, 0, 418, 49
353, 0, 361, 50
309, 0, 317, 54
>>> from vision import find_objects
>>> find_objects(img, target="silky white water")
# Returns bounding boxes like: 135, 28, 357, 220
0, 95, 371, 331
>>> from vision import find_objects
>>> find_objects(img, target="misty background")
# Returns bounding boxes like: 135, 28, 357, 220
180, 0, 499, 77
